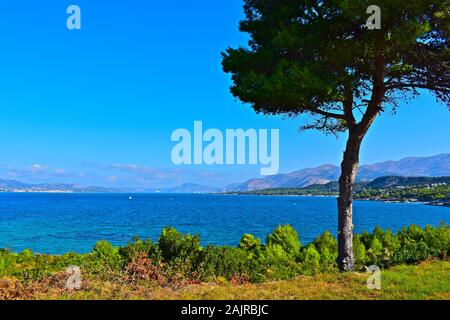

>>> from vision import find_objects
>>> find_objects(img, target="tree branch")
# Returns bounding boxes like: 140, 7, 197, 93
356, 53, 386, 138
343, 83, 356, 125
314, 108, 347, 120
386, 83, 450, 93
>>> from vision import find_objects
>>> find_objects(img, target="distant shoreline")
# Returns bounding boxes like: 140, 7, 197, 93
1, 190, 449, 207
219, 192, 450, 207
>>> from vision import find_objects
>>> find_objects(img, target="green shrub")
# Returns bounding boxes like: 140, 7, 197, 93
157, 228, 203, 276
198, 246, 264, 282
313, 231, 337, 253
266, 225, 301, 258
318, 247, 337, 272
0, 250, 16, 276
391, 224, 445, 265
375, 228, 401, 253
239, 234, 262, 260
353, 235, 368, 269
312, 231, 338, 271
1, 223, 448, 284
91, 240, 123, 272
359, 231, 373, 249
393, 241, 433, 264
398, 224, 426, 244
423, 223, 450, 257
158, 228, 201, 262
370, 228, 401, 267
299, 245, 321, 275
262, 244, 301, 280
367, 236, 383, 265
239, 234, 261, 251
119, 237, 157, 263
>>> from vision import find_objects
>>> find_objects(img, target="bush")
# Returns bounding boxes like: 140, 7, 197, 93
157, 228, 202, 275
312, 231, 338, 271
124, 252, 165, 285
1, 223, 449, 285
119, 237, 157, 264
299, 245, 321, 275
198, 246, 264, 282
239, 234, 261, 251
313, 231, 337, 253
353, 235, 368, 269
266, 225, 301, 258
367, 236, 384, 265
363, 228, 401, 267
398, 224, 426, 244
158, 228, 201, 261
91, 240, 123, 272
0, 250, 15, 277
423, 223, 450, 258
374, 228, 401, 253
355, 224, 450, 267
263, 243, 301, 280
393, 241, 433, 264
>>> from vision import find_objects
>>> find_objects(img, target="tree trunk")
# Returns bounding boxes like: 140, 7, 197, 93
336, 53, 385, 272
337, 129, 363, 272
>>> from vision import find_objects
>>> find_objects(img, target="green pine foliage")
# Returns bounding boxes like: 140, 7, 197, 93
0, 223, 449, 283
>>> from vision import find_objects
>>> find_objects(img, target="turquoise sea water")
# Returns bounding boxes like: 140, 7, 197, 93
0, 193, 448, 254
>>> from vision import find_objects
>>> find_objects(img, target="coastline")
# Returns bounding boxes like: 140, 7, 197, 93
2, 190, 448, 207
219, 192, 450, 207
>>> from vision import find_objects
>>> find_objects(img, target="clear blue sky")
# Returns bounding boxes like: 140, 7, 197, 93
0, 0, 448, 188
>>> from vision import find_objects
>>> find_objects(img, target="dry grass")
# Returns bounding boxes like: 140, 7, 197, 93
1, 260, 449, 300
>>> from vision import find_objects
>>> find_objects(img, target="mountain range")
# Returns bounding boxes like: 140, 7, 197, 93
0, 180, 121, 193
0, 154, 449, 193
224, 153, 450, 192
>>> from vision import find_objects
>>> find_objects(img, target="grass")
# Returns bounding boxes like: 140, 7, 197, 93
1, 260, 448, 300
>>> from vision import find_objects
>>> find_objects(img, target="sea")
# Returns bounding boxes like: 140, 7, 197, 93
0, 193, 448, 254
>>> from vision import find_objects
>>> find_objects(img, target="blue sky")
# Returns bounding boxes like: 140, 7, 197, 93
0, 0, 448, 189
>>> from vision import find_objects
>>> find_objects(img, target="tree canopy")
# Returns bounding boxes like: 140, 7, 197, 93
222, 0, 449, 134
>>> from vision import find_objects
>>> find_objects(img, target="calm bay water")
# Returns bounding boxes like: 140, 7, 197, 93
0, 193, 448, 254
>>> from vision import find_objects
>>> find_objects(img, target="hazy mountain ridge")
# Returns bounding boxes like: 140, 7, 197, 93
1, 154, 449, 194
226, 154, 450, 192
366, 176, 450, 189
158, 183, 222, 194
0, 179, 122, 193
233, 176, 450, 196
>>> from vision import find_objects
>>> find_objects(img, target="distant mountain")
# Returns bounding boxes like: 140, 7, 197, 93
0, 178, 220, 194
223, 164, 339, 192
232, 176, 450, 196
0, 179, 122, 193
366, 176, 450, 189
159, 183, 221, 194
0, 179, 29, 189
300, 175, 450, 192
226, 154, 450, 192
2, 154, 449, 194
358, 154, 450, 179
